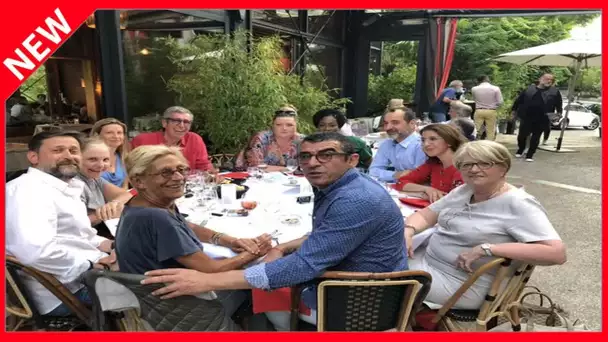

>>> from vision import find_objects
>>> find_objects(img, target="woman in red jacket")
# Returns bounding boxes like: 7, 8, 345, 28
395, 124, 468, 202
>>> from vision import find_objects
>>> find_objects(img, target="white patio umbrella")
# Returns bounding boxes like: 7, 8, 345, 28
495, 38, 601, 151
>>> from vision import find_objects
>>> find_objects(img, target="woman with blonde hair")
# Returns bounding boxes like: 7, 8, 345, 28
115, 145, 272, 316
395, 124, 467, 201
235, 104, 304, 172
76, 138, 133, 238
404, 140, 565, 310
90, 118, 129, 188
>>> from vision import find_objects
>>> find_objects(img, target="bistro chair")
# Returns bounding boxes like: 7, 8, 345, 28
5, 255, 92, 331
416, 258, 535, 331
81, 269, 240, 331
289, 270, 432, 332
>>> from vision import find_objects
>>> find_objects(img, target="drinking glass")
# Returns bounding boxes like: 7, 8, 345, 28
286, 159, 298, 173
247, 167, 262, 180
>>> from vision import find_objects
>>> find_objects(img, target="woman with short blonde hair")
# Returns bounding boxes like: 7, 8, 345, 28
404, 140, 566, 310
116, 145, 272, 318
90, 118, 129, 188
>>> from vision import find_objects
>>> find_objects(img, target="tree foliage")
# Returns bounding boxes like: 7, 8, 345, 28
20, 65, 48, 102
163, 31, 348, 154
370, 14, 600, 115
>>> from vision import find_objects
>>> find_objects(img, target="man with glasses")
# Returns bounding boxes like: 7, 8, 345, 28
369, 107, 427, 182
131, 106, 215, 172
512, 74, 563, 162
140, 132, 409, 330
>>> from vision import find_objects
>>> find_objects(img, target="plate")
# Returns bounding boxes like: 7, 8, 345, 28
282, 182, 300, 187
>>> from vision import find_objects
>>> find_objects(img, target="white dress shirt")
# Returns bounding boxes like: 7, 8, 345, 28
340, 122, 354, 136
471, 82, 504, 109
6, 167, 108, 314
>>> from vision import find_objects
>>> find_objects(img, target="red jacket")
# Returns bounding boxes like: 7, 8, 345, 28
395, 160, 463, 193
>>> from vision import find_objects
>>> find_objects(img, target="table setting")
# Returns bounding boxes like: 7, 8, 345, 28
105, 169, 435, 258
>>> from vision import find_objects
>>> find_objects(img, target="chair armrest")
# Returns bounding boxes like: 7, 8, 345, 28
6, 255, 92, 324
432, 258, 510, 323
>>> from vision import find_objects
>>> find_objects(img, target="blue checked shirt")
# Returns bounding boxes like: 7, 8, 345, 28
369, 133, 427, 182
244, 168, 408, 308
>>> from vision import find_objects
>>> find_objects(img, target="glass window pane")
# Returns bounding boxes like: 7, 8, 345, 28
122, 10, 225, 121
306, 44, 342, 95
252, 10, 300, 29
307, 10, 342, 41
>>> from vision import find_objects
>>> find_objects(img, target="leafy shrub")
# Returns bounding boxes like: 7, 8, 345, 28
162, 30, 348, 154
367, 65, 417, 115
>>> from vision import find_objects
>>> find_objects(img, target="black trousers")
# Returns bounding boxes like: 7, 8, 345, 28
543, 120, 552, 141
517, 119, 548, 158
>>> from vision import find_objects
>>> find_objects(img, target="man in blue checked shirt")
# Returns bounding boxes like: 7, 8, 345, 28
369, 107, 427, 182
142, 132, 409, 330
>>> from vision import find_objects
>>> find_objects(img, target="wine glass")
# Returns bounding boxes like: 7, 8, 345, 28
285, 159, 298, 173
247, 167, 262, 180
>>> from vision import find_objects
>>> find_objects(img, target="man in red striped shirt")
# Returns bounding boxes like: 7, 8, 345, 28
130, 106, 215, 172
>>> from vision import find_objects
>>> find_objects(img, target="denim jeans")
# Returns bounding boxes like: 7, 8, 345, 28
431, 112, 447, 123
47, 287, 91, 316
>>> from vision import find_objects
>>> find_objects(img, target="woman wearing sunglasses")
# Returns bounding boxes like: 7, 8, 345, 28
235, 104, 304, 172
115, 145, 272, 321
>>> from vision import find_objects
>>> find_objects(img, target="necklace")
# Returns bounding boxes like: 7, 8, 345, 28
471, 182, 508, 204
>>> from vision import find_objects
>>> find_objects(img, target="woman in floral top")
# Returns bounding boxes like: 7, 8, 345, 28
236, 105, 304, 172
395, 124, 468, 202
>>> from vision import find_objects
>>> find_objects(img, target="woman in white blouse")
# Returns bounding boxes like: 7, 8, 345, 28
404, 140, 566, 309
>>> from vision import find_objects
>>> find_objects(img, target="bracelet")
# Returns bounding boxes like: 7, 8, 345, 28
211, 232, 225, 245
405, 225, 418, 234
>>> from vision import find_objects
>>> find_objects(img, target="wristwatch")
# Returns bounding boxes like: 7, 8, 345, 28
481, 243, 493, 256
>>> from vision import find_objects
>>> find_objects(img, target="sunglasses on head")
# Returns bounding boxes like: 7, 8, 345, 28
274, 110, 297, 116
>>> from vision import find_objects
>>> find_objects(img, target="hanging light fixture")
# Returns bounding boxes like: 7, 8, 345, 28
95, 80, 102, 95
85, 11, 128, 29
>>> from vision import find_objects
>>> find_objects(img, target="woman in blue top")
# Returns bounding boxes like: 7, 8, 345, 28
91, 118, 129, 188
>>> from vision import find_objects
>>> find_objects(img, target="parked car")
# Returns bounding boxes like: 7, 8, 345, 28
551, 102, 600, 130
582, 102, 601, 119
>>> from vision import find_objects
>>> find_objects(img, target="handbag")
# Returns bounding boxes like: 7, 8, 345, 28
547, 112, 562, 123
490, 287, 591, 332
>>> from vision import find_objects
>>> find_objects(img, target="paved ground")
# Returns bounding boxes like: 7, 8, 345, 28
496, 128, 602, 330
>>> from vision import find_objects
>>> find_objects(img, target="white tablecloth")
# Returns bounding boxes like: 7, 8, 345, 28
107, 172, 433, 258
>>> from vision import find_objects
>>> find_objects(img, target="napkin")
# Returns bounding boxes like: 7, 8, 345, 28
252, 288, 311, 315
399, 198, 431, 208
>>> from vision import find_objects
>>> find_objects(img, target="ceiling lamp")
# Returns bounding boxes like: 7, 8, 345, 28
86, 11, 128, 29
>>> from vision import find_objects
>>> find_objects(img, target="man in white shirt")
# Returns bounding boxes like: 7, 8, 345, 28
471, 75, 503, 140
6, 131, 116, 316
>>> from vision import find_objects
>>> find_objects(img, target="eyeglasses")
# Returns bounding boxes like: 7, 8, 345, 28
274, 110, 297, 116
147, 166, 191, 179
165, 118, 192, 126
298, 151, 349, 164
457, 161, 495, 171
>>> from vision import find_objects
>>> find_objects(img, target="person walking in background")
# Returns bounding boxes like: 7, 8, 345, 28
471, 75, 503, 140
429, 80, 464, 123
512, 74, 563, 162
